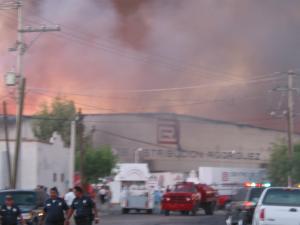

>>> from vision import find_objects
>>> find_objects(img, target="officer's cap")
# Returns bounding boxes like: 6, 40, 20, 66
5, 195, 13, 200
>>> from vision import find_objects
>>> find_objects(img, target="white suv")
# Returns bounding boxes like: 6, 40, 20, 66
252, 187, 300, 225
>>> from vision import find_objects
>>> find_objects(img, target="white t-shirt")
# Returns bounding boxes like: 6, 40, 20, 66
99, 188, 107, 196
64, 191, 76, 206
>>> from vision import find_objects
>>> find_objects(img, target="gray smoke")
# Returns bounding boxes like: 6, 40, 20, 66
1, 0, 300, 130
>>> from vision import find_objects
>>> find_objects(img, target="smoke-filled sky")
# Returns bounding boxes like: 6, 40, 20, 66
1, 0, 300, 130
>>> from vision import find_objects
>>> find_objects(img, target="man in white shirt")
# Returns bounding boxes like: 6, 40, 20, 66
99, 187, 107, 204
64, 188, 76, 207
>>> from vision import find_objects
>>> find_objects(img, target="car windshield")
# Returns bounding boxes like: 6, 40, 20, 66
263, 189, 300, 207
0, 192, 37, 207
174, 184, 195, 193
233, 189, 247, 201
249, 188, 265, 203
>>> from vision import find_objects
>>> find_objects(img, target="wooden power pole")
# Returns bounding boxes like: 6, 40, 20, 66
3, 101, 13, 188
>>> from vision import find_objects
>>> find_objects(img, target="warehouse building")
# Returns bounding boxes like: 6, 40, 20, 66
1, 113, 298, 176
84, 113, 300, 172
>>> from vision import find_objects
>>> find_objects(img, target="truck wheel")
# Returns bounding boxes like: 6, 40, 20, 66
164, 210, 170, 216
122, 208, 129, 214
180, 211, 189, 215
147, 209, 153, 214
204, 203, 215, 215
191, 207, 197, 216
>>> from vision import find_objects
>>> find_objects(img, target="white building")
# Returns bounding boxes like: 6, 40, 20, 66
0, 117, 73, 194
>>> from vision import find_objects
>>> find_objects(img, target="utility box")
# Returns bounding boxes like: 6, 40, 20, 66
5, 72, 17, 86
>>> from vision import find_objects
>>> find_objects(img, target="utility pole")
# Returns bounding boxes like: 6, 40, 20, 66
4, 0, 60, 188
69, 120, 76, 189
270, 70, 297, 187
3, 101, 13, 188
11, 0, 25, 189
77, 110, 85, 187
12, 78, 25, 188
287, 71, 295, 187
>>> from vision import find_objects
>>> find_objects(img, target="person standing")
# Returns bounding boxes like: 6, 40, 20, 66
64, 188, 76, 207
65, 186, 99, 225
153, 189, 162, 214
98, 186, 107, 205
0, 195, 25, 225
42, 187, 69, 225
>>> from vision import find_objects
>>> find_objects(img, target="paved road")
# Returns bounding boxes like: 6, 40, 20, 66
100, 212, 226, 225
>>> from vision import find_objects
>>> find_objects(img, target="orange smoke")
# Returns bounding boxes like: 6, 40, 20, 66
0, 0, 300, 132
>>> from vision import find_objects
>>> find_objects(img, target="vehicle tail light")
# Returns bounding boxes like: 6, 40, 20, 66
243, 201, 255, 209
259, 208, 265, 221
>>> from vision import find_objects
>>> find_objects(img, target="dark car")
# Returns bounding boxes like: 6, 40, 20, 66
225, 184, 267, 225
0, 190, 47, 225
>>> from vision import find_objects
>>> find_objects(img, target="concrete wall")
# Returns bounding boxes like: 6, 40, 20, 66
0, 151, 9, 189
84, 113, 300, 173
19, 142, 38, 188
0, 141, 38, 189
37, 133, 70, 194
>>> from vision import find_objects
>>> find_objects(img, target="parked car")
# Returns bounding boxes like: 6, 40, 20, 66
0, 189, 47, 225
226, 183, 269, 225
161, 182, 217, 216
252, 187, 300, 225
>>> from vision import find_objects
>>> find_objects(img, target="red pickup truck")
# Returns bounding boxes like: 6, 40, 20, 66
161, 182, 217, 216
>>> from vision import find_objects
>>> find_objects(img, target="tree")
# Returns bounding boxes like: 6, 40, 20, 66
76, 145, 117, 183
268, 140, 300, 186
32, 97, 76, 146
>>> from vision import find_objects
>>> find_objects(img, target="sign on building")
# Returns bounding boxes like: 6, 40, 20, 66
157, 119, 179, 145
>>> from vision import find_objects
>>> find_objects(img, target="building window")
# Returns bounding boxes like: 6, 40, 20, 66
53, 173, 57, 182
61, 173, 65, 182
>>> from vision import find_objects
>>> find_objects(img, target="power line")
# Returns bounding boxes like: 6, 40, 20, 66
1, 9, 279, 84
26, 91, 117, 112
27, 87, 264, 103
27, 74, 283, 95
0, 1, 19, 10
1, 11, 229, 83
22, 8, 253, 83
27, 6, 292, 85
26, 88, 270, 114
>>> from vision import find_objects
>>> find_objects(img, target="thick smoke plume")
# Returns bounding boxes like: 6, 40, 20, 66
1, 0, 300, 130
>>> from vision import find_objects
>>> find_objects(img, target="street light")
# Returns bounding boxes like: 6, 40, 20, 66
134, 148, 143, 163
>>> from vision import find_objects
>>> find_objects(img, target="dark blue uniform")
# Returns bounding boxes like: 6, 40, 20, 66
44, 198, 68, 225
0, 205, 22, 225
71, 196, 95, 225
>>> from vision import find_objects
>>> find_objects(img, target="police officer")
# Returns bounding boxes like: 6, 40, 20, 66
42, 187, 68, 225
0, 195, 25, 225
65, 186, 99, 225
